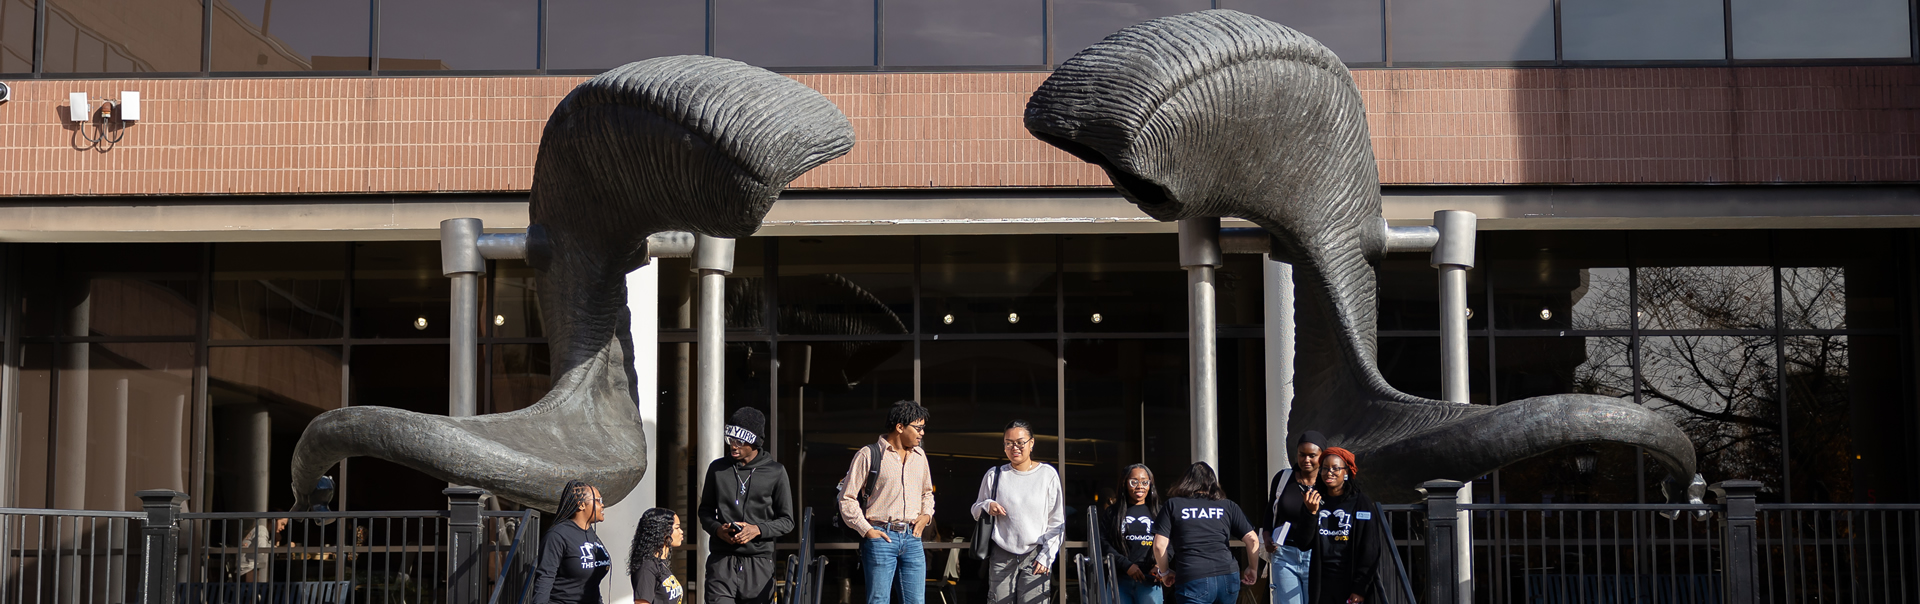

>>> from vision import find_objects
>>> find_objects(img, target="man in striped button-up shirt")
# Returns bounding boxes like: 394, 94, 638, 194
838, 400, 935, 604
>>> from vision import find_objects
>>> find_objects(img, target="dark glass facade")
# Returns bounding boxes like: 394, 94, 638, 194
0, 0, 1911, 76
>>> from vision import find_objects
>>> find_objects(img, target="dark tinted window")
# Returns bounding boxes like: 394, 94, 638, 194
351, 241, 449, 339
1, 0, 32, 73
214, 0, 371, 71
884, 0, 1043, 66
1389, 0, 1554, 62
45, 0, 203, 73
1731, 0, 1912, 59
715, 0, 875, 67
921, 235, 1056, 334
378, 0, 536, 70
1561, 0, 1724, 61
1052, 0, 1208, 61
548, 0, 706, 70
1223, 0, 1385, 63
775, 237, 914, 337
213, 243, 348, 340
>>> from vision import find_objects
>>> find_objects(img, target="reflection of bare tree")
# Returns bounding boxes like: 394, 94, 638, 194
1636, 266, 1773, 330
1639, 335, 1781, 488
1783, 334, 1850, 501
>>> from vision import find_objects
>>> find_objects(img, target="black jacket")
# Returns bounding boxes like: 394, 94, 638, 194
1307, 487, 1412, 604
1266, 469, 1317, 551
697, 453, 795, 558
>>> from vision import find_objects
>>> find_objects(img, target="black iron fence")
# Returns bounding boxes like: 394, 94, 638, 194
0, 489, 535, 604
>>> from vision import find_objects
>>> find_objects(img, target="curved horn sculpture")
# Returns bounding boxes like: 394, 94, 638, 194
1024, 10, 1699, 501
289, 56, 855, 512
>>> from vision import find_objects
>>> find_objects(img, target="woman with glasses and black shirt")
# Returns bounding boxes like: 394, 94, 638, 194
531, 480, 612, 604
971, 419, 1065, 604
1308, 448, 1381, 604
1106, 464, 1163, 604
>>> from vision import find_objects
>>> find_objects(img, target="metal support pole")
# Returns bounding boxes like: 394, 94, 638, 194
1711, 480, 1762, 604
1418, 481, 1465, 604
1179, 218, 1222, 469
441, 218, 485, 418
692, 234, 736, 604
444, 487, 486, 604
137, 489, 188, 604
1263, 256, 1294, 481
1430, 210, 1477, 602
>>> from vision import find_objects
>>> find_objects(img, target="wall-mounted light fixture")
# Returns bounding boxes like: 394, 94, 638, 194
69, 90, 140, 149
0, 82, 11, 104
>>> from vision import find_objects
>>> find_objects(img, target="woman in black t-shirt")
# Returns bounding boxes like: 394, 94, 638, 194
628, 508, 687, 604
1150, 462, 1261, 604
1105, 464, 1162, 604
532, 481, 612, 604
1307, 448, 1380, 604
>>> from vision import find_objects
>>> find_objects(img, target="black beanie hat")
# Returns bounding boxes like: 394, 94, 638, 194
725, 407, 768, 449
1295, 430, 1327, 450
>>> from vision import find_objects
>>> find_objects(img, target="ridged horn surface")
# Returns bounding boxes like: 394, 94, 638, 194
290, 56, 854, 512
1025, 10, 1697, 501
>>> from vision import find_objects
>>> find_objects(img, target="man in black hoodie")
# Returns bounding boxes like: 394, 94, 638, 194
698, 407, 795, 604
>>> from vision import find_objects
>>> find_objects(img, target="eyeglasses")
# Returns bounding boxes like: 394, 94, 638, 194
908, 423, 927, 433
1003, 438, 1033, 450
1127, 479, 1151, 488
725, 437, 749, 447
1321, 466, 1348, 476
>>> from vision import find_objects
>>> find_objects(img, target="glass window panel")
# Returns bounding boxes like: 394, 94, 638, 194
44, 0, 203, 73
1486, 231, 1630, 331
775, 237, 914, 337
489, 259, 542, 338
1376, 253, 1486, 332
919, 340, 1057, 539
1731, 0, 1912, 59
1062, 234, 1183, 333
715, 0, 875, 67
18, 244, 201, 338
1053, 0, 1209, 60
378, 0, 535, 70
207, 345, 343, 512
1216, 253, 1267, 328
1629, 230, 1774, 331
884, 0, 1044, 66
1489, 336, 1643, 501
212, 0, 371, 71
657, 257, 692, 331
1561, 0, 1724, 61
1063, 338, 1189, 540
1793, 335, 1904, 503
1777, 230, 1897, 330
775, 339, 913, 508
652, 240, 764, 331
24, 343, 196, 512
1222, 0, 1385, 63
548, 0, 705, 70
488, 344, 551, 414
1639, 336, 1782, 497
213, 243, 347, 340
1388, 0, 1554, 62
921, 235, 1057, 334
1376, 335, 1489, 404
345, 345, 449, 510
1, 0, 32, 73
11, 344, 52, 508
351, 242, 448, 339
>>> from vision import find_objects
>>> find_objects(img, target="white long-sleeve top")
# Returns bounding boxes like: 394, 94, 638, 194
969, 463, 1066, 561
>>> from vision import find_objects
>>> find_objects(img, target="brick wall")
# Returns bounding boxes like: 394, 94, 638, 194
0, 66, 1911, 196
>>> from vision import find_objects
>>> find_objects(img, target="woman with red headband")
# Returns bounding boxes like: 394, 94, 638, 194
1307, 447, 1381, 604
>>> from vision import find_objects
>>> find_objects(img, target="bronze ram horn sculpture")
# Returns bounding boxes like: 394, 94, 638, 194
1025, 10, 1702, 502
289, 56, 856, 512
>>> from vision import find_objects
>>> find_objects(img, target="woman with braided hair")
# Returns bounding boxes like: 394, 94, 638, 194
532, 481, 612, 604
629, 508, 687, 604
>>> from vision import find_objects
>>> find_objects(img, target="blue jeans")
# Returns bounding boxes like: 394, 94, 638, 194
1270, 546, 1311, 604
1117, 577, 1162, 604
1171, 573, 1238, 604
860, 528, 925, 604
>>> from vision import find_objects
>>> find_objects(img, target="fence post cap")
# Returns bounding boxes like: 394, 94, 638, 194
1417, 480, 1469, 496
442, 486, 488, 500
1707, 480, 1763, 499
135, 490, 189, 504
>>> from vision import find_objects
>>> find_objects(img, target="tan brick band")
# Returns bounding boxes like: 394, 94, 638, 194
0, 67, 1911, 197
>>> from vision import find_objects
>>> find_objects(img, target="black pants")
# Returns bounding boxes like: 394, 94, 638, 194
704, 554, 775, 604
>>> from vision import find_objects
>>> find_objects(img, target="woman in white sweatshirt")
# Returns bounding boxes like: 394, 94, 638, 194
971, 419, 1066, 604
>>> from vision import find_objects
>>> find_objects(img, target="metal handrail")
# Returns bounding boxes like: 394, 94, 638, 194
485, 509, 538, 604
1459, 503, 1723, 512
180, 510, 448, 519
0, 507, 145, 518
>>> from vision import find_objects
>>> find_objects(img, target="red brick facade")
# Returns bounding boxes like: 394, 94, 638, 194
0, 66, 1912, 196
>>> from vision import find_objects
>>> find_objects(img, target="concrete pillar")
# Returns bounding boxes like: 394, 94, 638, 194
53, 295, 89, 510
1263, 257, 1294, 482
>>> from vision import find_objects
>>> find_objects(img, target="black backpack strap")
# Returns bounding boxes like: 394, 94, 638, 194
861, 443, 883, 501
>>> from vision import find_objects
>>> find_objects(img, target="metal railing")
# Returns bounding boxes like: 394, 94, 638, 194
178, 510, 448, 604
1461, 503, 1725, 604
1754, 504, 1920, 604
0, 508, 144, 604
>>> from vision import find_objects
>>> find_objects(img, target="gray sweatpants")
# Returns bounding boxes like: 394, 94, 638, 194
987, 545, 1052, 604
